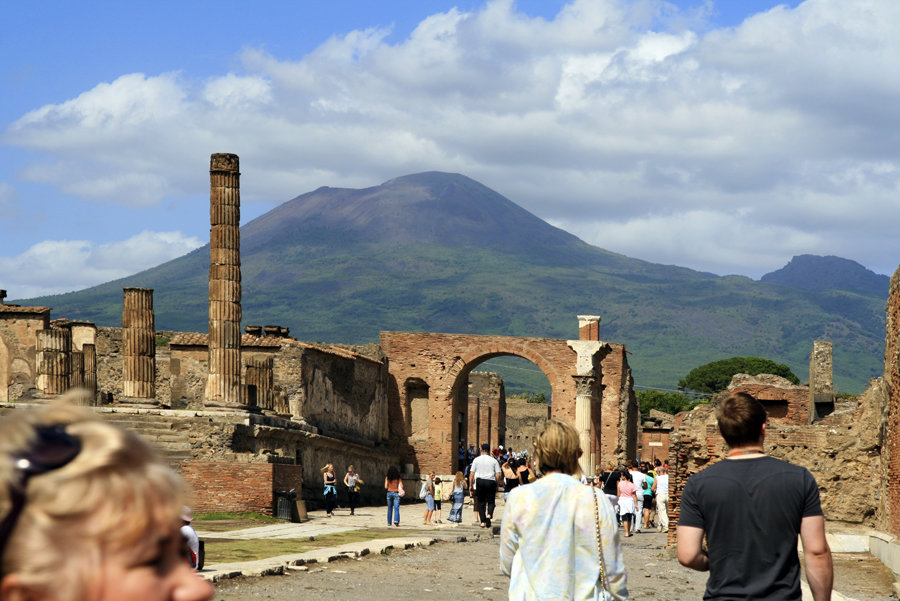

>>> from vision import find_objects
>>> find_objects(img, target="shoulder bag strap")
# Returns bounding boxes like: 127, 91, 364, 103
592, 488, 609, 595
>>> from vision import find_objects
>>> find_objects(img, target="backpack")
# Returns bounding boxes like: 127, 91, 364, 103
419, 480, 429, 499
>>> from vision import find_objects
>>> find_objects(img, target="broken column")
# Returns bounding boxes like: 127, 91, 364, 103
82, 343, 97, 402
36, 329, 70, 396
205, 153, 244, 409
809, 340, 835, 422
122, 287, 157, 404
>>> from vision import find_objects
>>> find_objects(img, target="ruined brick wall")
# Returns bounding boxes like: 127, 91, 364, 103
883, 266, 900, 536
505, 396, 550, 453
0, 308, 49, 401
728, 373, 809, 425
667, 383, 887, 546
599, 344, 637, 466
639, 427, 671, 465
181, 461, 277, 514
285, 345, 388, 444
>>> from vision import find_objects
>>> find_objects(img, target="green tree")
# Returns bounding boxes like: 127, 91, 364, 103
636, 389, 698, 418
677, 356, 800, 395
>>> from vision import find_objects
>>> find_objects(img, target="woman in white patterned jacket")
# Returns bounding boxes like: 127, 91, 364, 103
499, 419, 628, 600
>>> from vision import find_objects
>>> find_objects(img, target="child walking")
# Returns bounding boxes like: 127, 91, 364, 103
433, 476, 443, 524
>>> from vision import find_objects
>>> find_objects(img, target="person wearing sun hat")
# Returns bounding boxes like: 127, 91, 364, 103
180, 506, 201, 569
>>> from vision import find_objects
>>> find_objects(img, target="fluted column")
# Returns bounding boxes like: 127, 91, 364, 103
121, 287, 157, 404
83, 343, 97, 402
205, 153, 245, 409
574, 375, 594, 476
36, 329, 70, 396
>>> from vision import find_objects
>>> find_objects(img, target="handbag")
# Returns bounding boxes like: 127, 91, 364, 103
592, 489, 614, 600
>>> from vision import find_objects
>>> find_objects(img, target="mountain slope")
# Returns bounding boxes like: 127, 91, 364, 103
16, 172, 887, 394
761, 255, 890, 297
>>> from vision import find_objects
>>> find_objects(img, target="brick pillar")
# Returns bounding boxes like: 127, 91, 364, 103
245, 356, 273, 411
578, 315, 601, 341
122, 287, 157, 404
205, 153, 244, 409
83, 343, 97, 401
36, 329, 70, 396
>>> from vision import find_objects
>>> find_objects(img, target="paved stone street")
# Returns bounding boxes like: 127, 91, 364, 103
205, 503, 896, 601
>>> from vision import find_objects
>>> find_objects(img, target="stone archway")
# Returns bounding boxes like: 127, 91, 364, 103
380, 317, 638, 475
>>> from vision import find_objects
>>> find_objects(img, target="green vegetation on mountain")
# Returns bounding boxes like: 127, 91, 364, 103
16, 172, 887, 395
678, 356, 801, 396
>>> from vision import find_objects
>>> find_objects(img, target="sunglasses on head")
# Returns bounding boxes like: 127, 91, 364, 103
0, 424, 82, 563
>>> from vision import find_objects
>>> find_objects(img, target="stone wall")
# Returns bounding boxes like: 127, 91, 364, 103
505, 396, 550, 454
883, 265, 900, 536
667, 377, 888, 546
727, 373, 810, 425
0, 306, 50, 401
468, 372, 505, 449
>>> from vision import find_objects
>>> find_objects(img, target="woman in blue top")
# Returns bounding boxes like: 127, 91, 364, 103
322, 463, 337, 517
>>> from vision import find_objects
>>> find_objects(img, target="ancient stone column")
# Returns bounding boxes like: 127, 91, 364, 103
36, 329, 70, 396
83, 343, 97, 401
121, 287, 157, 403
573, 375, 595, 476
809, 340, 834, 422
578, 315, 601, 341
205, 153, 244, 409
245, 356, 273, 411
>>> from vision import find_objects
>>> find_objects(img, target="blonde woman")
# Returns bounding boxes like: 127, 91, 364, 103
447, 471, 467, 525
343, 465, 361, 516
321, 463, 337, 517
0, 396, 214, 601
500, 419, 627, 600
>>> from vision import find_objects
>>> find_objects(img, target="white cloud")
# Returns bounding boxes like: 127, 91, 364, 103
0, 231, 202, 298
3, 0, 900, 280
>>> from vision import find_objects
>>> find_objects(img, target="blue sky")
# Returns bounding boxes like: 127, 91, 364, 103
6, 0, 899, 299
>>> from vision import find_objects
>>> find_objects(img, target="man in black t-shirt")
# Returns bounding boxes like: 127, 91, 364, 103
676, 392, 833, 601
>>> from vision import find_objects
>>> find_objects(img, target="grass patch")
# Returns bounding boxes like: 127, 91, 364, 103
204, 530, 393, 563
194, 512, 282, 532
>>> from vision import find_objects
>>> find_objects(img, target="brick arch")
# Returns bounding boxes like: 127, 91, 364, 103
380, 330, 635, 474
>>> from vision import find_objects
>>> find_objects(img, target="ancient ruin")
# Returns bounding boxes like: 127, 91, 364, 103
3, 150, 899, 580
0, 153, 637, 515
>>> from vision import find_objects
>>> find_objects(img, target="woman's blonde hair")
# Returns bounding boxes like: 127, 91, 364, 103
532, 419, 582, 476
320, 463, 334, 473
0, 396, 185, 601
454, 471, 464, 487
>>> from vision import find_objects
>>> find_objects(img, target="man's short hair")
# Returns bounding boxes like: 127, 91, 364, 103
716, 392, 767, 448
481, 443, 490, 451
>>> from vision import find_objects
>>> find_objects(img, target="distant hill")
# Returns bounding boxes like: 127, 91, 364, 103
16, 172, 887, 394
761, 255, 890, 297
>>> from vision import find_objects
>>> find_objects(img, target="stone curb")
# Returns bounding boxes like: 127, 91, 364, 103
200, 536, 447, 582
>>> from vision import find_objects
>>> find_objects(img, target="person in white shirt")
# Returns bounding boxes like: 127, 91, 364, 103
180, 507, 201, 569
628, 461, 646, 533
468, 443, 502, 528
653, 466, 670, 532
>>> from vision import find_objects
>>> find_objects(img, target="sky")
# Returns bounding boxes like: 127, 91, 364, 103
2, 0, 898, 299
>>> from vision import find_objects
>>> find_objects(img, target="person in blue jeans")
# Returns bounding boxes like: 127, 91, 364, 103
385, 465, 402, 526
